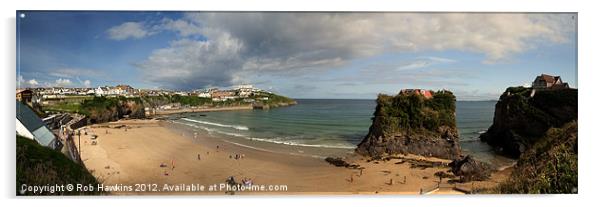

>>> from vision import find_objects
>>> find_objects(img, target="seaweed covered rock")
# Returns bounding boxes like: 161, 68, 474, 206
356, 89, 461, 160
479, 87, 577, 158
449, 155, 492, 182
497, 121, 577, 193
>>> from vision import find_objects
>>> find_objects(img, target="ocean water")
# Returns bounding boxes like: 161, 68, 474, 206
173, 99, 513, 165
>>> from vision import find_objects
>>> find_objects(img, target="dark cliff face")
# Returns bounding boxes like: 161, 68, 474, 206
86, 98, 145, 124
480, 87, 577, 158
356, 90, 461, 160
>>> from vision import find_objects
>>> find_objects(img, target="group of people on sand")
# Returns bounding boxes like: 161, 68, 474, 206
160, 160, 176, 176
229, 153, 245, 160
241, 177, 253, 187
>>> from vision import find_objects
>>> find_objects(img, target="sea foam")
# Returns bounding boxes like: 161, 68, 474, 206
181, 118, 249, 130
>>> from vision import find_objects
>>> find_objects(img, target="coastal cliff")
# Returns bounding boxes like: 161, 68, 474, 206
497, 121, 577, 193
479, 87, 577, 158
83, 97, 145, 124
356, 90, 461, 160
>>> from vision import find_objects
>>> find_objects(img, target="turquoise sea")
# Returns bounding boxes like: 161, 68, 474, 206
173, 99, 513, 165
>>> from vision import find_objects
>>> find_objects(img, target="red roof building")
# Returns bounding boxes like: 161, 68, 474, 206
400, 89, 433, 99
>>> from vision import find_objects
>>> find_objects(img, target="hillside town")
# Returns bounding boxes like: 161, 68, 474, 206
15, 83, 298, 176
16, 84, 271, 107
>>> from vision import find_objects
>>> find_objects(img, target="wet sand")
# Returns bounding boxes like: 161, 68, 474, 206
75, 119, 508, 195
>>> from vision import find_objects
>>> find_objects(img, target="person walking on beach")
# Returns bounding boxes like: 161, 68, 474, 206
197, 154, 200, 160
171, 160, 175, 171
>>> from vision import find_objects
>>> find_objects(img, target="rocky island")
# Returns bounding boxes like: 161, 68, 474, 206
356, 89, 461, 160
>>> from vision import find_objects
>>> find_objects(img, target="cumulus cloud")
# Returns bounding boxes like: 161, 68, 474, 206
135, 34, 244, 89
28, 79, 39, 86
121, 13, 573, 89
17, 75, 40, 88
107, 22, 152, 40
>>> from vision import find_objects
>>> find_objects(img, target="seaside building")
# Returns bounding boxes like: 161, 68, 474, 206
532, 74, 569, 90
16, 101, 60, 150
235, 84, 254, 97
95, 86, 108, 96
115, 84, 135, 95
16, 89, 33, 105
211, 90, 236, 101
400, 89, 434, 99
197, 91, 212, 98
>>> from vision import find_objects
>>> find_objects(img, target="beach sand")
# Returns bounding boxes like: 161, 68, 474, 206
75, 119, 509, 195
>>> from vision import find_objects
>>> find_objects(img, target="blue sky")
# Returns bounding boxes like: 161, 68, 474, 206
17, 12, 577, 100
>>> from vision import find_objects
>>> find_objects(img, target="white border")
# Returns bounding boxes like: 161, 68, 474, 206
1, 0, 598, 207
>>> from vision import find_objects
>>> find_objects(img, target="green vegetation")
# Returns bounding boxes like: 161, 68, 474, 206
374, 90, 456, 131
42, 96, 144, 116
140, 92, 295, 108
42, 102, 84, 114
495, 121, 577, 194
498, 87, 577, 139
77, 96, 141, 116
44, 95, 94, 102
250, 92, 297, 107
17, 136, 102, 195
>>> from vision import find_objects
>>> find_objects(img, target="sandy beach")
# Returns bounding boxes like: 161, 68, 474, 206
74, 119, 509, 195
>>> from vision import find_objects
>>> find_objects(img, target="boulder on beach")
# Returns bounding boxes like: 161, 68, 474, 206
356, 89, 461, 160
325, 157, 359, 169
448, 155, 492, 182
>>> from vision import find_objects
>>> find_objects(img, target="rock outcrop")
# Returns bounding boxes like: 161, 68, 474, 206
324, 157, 360, 169
479, 87, 577, 158
449, 155, 492, 182
84, 97, 146, 124
356, 90, 461, 160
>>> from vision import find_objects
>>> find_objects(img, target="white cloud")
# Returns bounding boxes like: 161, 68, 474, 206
83, 80, 91, 88
55, 78, 72, 86
75, 76, 92, 88
17, 75, 40, 88
126, 13, 574, 89
160, 18, 204, 37
28, 79, 39, 86
397, 56, 457, 70
107, 22, 151, 40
